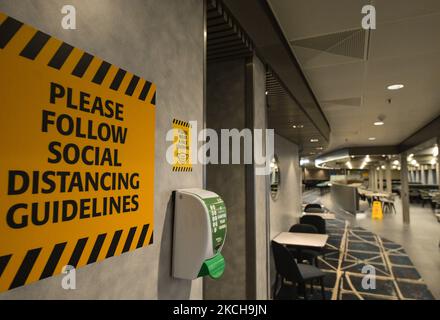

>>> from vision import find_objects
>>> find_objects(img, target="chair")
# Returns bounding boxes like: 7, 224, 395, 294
381, 194, 396, 214
419, 190, 431, 208
300, 215, 326, 234
409, 189, 420, 203
288, 224, 322, 266
272, 241, 326, 300
304, 207, 325, 213
304, 203, 322, 211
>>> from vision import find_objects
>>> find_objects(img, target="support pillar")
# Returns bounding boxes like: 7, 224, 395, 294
379, 166, 384, 191
436, 138, 440, 187
369, 167, 374, 190
386, 160, 392, 193
372, 167, 377, 191
400, 152, 410, 224
435, 160, 440, 188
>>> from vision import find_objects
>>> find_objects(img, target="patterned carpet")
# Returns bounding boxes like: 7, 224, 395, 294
318, 218, 435, 300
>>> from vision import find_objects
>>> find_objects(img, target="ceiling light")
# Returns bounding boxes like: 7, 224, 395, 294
316, 147, 323, 150
392, 165, 397, 169
381, 165, 386, 170
310, 139, 319, 143
265, 91, 268, 95
430, 158, 437, 165
346, 161, 353, 170
387, 84, 404, 90
310, 152, 316, 155
292, 124, 304, 129
368, 137, 376, 141
434, 146, 439, 157
411, 159, 417, 166
393, 160, 399, 165
351, 156, 355, 159
374, 121, 384, 126
300, 159, 310, 166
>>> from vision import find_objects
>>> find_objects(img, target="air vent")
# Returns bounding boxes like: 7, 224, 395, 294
207, 0, 253, 62
321, 97, 362, 108
291, 29, 369, 60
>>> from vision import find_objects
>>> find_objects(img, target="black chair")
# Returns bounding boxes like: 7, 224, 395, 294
289, 224, 322, 266
304, 203, 323, 211
300, 215, 326, 234
304, 207, 325, 213
272, 241, 326, 300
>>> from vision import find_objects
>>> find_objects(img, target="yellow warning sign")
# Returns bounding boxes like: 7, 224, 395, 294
0, 13, 155, 292
172, 119, 192, 172
372, 201, 383, 220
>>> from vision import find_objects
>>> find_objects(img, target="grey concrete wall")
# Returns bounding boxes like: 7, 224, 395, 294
268, 134, 301, 292
252, 57, 268, 300
0, 0, 204, 299
204, 55, 268, 299
205, 59, 247, 300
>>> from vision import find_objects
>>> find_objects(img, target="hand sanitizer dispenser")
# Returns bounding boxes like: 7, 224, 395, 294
172, 188, 227, 280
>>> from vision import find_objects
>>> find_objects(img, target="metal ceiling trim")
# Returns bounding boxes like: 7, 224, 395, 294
222, 0, 331, 141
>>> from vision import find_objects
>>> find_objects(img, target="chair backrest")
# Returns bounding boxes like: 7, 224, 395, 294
289, 223, 318, 234
304, 203, 322, 210
299, 215, 326, 234
271, 241, 302, 282
304, 207, 325, 213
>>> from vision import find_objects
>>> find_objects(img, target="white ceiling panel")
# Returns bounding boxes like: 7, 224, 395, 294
269, 0, 440, 153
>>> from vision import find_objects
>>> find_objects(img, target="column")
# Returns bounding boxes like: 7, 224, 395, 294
436, 138, 440, 187
372, 167, 377, 191
369, 167, 374, 190
421, 165, 425, 185
435, 159, 440, 188
206, 55, 268, 299
386, 160, 392, 193
400, 152, 410, 224
379, 166, 384, 191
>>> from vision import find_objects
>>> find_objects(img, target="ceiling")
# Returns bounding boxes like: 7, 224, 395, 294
211, 0, 331, 156
266, 69, 329, 156
268, 0, 440, 155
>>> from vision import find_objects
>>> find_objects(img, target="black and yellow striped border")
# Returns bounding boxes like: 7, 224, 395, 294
172, 166, 193, 172
172, 119, 191, 128
0, 225, 153, 290
0, 13, 156, 106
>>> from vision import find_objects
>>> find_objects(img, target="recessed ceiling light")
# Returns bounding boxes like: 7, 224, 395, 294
387, 84, 404, 90
310, 139, 319, 143
265, 91, 268, 95
374, 121, 384, 126
368, 137, 376, 141
292, 124, 304, 129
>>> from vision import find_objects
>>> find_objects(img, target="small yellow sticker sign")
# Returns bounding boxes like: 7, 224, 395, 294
172, 119, 192, 172
0, 13, 155, 292
372, 201, 383, 220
